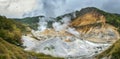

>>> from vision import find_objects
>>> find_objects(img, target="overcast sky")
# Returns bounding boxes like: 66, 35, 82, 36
0, 0, 120, 18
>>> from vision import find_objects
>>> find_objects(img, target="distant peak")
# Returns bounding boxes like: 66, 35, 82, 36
76, 7, 103, 17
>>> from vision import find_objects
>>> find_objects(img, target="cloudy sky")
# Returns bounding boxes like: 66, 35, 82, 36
0, 0, 120, 18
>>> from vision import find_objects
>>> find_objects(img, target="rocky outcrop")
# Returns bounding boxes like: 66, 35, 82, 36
70, 11, 119, 43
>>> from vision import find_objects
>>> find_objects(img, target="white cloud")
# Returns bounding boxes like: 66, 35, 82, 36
0, 0, 37, 18
0, 0, 120, 18
27, 0, 120, 18
67, 0, 120, 14
25, 0, 67, 17
102, 0, 120, 13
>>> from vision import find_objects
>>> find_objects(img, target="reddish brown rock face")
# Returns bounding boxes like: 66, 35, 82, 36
69, 12, 119, 43
70, 12, 106, 27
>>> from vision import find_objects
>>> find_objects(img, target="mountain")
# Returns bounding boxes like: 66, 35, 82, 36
15, 7, 120, 33
76, 7, 120, 33
0, 16, 35, 59
20, 7, 120, 59
75, 7, 120, 59
76, 7, 120, 59
4, 7, 120, 59
0, 16, 24, 46
72, 7, 120, 59
0, 16, 64, 59
70, 8, 119, 43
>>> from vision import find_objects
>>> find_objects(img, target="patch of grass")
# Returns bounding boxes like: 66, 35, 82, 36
0, 38, 34, 59
30, 52, 64, 59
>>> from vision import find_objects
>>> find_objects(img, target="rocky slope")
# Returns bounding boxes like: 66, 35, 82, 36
22, 7, 120, 59
70, 11, 119, 43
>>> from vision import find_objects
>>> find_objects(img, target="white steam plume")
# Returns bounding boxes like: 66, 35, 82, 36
52, 16, 71, 31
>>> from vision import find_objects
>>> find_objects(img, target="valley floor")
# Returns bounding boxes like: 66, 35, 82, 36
22, 33, 111, 59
